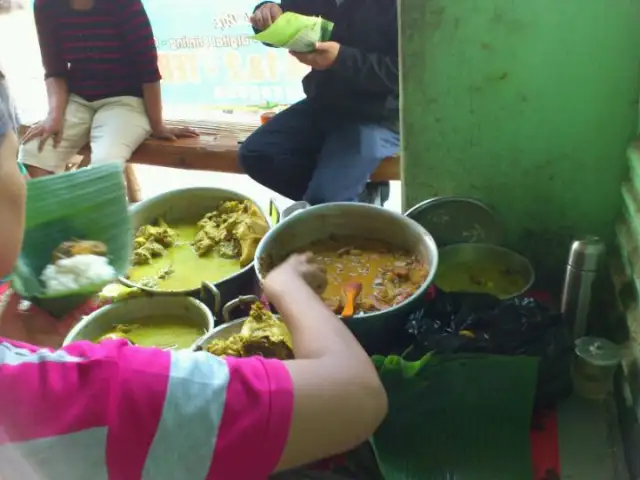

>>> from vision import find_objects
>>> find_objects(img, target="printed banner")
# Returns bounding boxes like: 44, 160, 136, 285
144, 0, 308, 111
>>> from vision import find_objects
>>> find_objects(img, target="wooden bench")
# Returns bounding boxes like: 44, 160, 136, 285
18, 128, 400, 203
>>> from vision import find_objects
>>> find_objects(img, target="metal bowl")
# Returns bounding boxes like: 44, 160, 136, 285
192, 295, 269, 350
436, 243, 535, 299
253, 202, 439, 354
63, 295, 215, 348
120, 187, 275, 313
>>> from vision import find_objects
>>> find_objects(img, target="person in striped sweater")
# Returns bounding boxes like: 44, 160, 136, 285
18, 0, 197, 178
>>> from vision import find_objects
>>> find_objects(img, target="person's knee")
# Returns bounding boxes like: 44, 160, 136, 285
18, 142, 57, 174
238, 134, 267, 176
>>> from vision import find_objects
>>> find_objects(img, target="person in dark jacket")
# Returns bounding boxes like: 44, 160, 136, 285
241, 0, 399, 205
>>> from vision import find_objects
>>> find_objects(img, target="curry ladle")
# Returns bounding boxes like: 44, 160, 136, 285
341, 281, 362, 319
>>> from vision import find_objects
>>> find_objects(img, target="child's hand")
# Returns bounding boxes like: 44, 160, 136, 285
0, 290, 91, 348
265, 252, 327, 296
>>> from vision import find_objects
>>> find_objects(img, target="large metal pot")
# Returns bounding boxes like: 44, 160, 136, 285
63, 295, 215, 348
120, 187, 276, 313
254, 202, 439, 355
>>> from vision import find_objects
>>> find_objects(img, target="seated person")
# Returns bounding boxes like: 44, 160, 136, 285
18, 0, 197, 179
240, 0, 399, 205
0, 84, 388, 477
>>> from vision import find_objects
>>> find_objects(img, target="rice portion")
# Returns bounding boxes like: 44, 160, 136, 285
41, 254, 117, 295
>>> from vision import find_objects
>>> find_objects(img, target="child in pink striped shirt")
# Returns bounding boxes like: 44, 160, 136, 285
0, 83, 387, 479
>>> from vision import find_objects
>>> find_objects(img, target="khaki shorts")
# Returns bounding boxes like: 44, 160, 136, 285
18, 94, 151, 174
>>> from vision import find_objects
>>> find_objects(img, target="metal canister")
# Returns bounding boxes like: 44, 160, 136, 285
561, 236, 606, 339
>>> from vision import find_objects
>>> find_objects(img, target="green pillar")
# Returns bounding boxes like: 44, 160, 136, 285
400, 0, 640, 278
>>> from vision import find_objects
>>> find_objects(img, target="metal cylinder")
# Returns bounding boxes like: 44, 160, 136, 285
561, 236, 606, 339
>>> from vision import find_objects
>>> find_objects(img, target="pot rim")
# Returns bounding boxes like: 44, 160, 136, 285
120, 187, 273, 295
63, 295, 215, 347
254, 202, 440, 320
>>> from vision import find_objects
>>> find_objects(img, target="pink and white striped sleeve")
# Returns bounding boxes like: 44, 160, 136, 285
0, 339, 294, 479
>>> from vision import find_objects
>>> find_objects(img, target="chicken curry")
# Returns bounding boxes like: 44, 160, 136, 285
127, 200, 269, 291
204, 303, 293, 360
305, 236, 429, 315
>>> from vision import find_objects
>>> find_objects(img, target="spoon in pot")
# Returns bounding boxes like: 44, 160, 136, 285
341, 281, 362, 319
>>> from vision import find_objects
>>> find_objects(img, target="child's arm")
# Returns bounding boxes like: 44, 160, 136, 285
0, 124, 25, 279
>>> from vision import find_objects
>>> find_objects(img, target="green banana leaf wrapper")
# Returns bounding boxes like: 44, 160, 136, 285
369, 354, 538, 480
11, 164, 132, 317
253, 12, 334, 52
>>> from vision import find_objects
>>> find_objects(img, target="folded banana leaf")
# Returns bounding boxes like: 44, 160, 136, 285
253, 12, 333, 52
11, 164, 132, 316
371, 354, 538, 480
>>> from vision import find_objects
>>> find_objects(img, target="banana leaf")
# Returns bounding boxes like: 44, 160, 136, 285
11, 164, 131, 316
371, 354, 538, 480
253, 12, 334, 52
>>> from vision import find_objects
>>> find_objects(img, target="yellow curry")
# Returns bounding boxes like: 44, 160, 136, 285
127, 200, 269, 291
435, 256, 529, 299
97, 319, 205, 349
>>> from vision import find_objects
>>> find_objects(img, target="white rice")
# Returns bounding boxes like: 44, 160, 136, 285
40, 254, 117, 295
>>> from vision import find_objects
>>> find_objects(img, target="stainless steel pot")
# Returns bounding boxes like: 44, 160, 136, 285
192, 295, 267, 350
253, 202, 439, 354
120, 187, 276, 313
436, 243, 535, 299
63, 295, 215, 348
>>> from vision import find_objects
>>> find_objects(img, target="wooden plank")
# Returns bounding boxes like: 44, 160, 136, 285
131, 135, 401, 182
18, 126, 401, 181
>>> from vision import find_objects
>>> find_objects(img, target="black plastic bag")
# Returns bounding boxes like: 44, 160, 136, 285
404, 289, 573, 407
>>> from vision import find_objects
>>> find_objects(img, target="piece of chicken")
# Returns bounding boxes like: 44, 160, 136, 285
52, 240, 108, 262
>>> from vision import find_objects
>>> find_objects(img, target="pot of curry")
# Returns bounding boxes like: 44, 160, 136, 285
192, 295, 293, 359
254, 202, 438, 354
63, 295, 214, 349
120, 188, 273, 313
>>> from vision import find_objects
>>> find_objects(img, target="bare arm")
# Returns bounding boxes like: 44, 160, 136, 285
34, 0, 68, 120
141, 82, 163, 131
119, 0, 163, 130
0, 130, 25, 278
44, 78, 68, 122
264, 259, 388, 472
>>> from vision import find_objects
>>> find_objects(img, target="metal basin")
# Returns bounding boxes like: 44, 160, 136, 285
192, 295, 266, 351
436, 243, 535, 299
63, 295, 215, 348
253, 202, 439, 355
120, 187, 275, 313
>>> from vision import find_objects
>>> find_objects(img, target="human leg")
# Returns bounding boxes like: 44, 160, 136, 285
303, 123, 399, 205
238, 99, 325, 201
18, 95, 93, 177
89, 96, 151, 166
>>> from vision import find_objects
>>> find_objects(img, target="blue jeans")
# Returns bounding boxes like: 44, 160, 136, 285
238, 100, 400, 204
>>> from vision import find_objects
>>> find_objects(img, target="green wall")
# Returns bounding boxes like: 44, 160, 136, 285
400, 0, 640, 280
